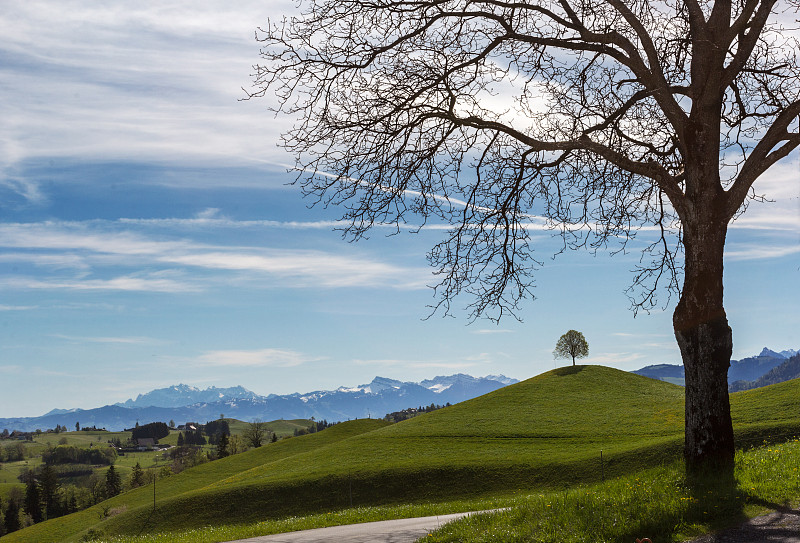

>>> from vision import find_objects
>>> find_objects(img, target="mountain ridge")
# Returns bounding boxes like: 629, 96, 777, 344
729, 353, 800, 392
632, 346, 799, 389
0, 373, 517, 433
116, 384, 263, 409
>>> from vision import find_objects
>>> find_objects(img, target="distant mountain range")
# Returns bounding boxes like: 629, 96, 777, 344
633, 347, 800, 390
115, 384, 264, 409
0, 374, 518, 433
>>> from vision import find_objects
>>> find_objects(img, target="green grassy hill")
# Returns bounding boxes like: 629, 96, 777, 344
5, 366, 799, 542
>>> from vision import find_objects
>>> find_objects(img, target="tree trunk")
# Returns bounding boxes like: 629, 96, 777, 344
673, 208, 735, 474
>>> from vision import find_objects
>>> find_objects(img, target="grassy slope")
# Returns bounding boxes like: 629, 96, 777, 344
730, 377, 800, 446
5, 366, 799, 542
224, 418, 313, 438
1, 419, 389, 542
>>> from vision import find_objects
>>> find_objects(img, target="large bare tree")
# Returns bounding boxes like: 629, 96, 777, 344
248, 0, 800, 472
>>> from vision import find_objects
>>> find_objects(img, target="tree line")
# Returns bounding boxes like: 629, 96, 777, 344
384, 404, 451, 424
0, 416, 340, 535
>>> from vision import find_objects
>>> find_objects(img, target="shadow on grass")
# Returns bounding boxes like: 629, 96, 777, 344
619, 469, 751, 543
552, 365, 586, 377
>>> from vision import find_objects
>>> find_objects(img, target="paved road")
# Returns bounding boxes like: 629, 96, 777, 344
688, 508, 800, 543
229, 512, 477, 543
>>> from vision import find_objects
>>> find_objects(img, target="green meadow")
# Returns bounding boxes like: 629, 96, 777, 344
3, 366, 799, 542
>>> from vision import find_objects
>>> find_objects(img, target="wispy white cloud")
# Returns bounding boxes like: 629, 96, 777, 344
160, 250, 413, 289
0, 178, 46, 204
0, 0, 294, 197
51, 334, 165, 345
471, 328, 514, 335
196, 348, 323, 368
0, 221, 431, 292
195, 208, 222, 220
725, 242, 800, 261
0, 273, 199, 293
729, 161, 800, 234
0, 304, 37, 311
0, 252, 91, 271
642, 342, 678, 350
7, 222, 199, 253
119, 217, 348, 229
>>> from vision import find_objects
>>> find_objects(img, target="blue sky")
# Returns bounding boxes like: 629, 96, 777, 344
1, 1, 798, 418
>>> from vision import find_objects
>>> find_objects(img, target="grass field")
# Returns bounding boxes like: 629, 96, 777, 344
0, 419, 315, 515
424, 438, 800, 543
98, 438, 800, 543
2, 366, 798, 543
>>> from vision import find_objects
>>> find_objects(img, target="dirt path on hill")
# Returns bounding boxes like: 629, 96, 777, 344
687, 507, 800, 542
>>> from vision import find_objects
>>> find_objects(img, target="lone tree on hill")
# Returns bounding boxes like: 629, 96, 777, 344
244, 420, 269, 449
554, 330, 589, 366
250, 0, 800, 473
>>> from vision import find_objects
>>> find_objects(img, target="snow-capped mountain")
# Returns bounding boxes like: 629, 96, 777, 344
116, 384, 262, 409
1, 374, 518, 432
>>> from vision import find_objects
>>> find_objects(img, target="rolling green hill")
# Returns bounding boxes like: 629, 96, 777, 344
4, 366, 799, 543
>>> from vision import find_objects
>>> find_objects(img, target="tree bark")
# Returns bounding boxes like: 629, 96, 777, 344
673, 201, 735, 474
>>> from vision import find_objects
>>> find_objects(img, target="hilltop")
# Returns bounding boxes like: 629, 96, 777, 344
4, 365, 798, 542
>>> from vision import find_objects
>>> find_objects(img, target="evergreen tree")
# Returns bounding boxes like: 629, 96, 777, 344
216, 433, 230, 458
191, 429, 206, 446
129, 462, 146, 488
24, 475, 43, 523
177, 432, 184, 447
4, 498, 20, 534
105, 465, 122, 497
39, 464, 61, 519
131, 421, 170, 442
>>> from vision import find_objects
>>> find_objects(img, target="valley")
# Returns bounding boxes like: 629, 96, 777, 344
1, 365, 798, 542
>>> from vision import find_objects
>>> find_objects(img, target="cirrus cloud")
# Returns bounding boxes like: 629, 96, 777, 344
196, 348, 324, 368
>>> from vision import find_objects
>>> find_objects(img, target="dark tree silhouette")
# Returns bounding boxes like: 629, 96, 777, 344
554, 330, 589, 366
38, 464, 60, 519
23, 475, 42, 524
216, 432, 230, 458
4, 497, 21, 533
105, 465, 122, 498
250, 0, 800, 473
